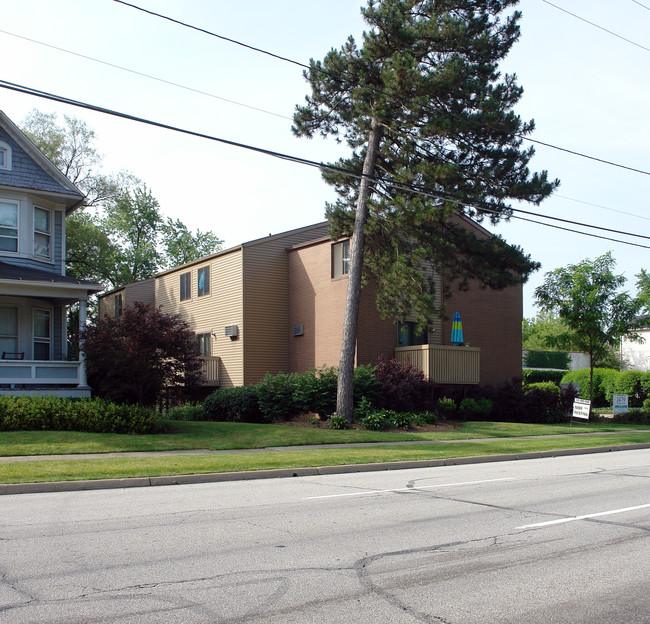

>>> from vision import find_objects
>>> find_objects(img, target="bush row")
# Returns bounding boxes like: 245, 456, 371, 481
0, 396, 162, 434
560, 369, 650, 407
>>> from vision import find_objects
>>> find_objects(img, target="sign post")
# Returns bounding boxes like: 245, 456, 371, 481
612, 394, 628, 416
572, 398, 591, 425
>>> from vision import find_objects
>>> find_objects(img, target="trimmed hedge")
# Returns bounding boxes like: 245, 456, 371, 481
0, 396, 162, 434
524, 351, 569, 370
522, 369, 565, 386
606, 371, 650, 407
561, 368, 620, 406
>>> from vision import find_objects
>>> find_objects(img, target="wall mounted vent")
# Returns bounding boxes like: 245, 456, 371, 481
225, 325, 239, 338
292, 324, 304, 337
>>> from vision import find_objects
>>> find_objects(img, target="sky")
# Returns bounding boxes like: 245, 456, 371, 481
0, 0, 648, 318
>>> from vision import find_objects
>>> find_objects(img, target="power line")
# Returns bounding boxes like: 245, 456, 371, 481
631, 0, 650, 11
113, 0, 650, 179
555, 194, 650, 222
0, 28, 291, 121
1, 78, 647, 250
540, 0, 650, 53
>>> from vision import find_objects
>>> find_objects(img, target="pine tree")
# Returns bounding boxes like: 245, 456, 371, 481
293, 0, 558, 421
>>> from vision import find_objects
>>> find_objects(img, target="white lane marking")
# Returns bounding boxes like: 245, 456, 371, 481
517, 503, 650, 529
302, 478, 514, 500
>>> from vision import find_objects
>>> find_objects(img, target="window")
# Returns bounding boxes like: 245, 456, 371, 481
33, 309, 51, 360
34, 206, 52, 259
0, 200, 18, 252
397, 321, 428, 347
180, 272, 191, 301
0, 141, 11, 170
197, 332, 211, 356
197, 266, 210, 297
115, 293, 123, 317
332, 240, 350, 278
0, 306, 18, 355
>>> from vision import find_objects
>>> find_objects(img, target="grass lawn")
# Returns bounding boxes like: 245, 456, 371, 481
1, 420, 649, 457
1, 420, 649, 485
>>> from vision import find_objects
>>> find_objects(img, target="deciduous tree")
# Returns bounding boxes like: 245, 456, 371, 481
535, 252, 645, 404
293, 0, 558, 420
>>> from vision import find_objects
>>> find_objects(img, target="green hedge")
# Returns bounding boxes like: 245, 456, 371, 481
560, 368, 620, 406
524, 351, 569, 370
522, 369, 565, 385
0, 396, 162, 434
606, 371, 650, 407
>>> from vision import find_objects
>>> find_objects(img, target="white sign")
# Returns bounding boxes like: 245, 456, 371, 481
572, 398, 591, 420
612, 394, 629, 415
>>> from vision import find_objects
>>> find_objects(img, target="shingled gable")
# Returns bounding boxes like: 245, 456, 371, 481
0, 110, 84, 213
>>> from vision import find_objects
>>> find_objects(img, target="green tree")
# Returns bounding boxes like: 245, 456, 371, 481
293, 0, 557, 421
160, 218, 224, 270
535, 252, 645, 405
636, 269, 650, 313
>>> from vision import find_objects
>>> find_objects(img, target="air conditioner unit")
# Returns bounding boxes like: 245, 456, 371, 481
292, 324, 304, 337
224, 325, 239, 338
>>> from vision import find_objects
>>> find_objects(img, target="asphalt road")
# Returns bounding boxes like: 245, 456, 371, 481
1, 450, 649, 623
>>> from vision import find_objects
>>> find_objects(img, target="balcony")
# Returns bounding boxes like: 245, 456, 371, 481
395, 344, 480, 385
0, 360, 90, 397
198, 356, 220, 387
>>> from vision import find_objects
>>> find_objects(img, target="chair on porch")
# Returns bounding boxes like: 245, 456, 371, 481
2, 352, 25, 360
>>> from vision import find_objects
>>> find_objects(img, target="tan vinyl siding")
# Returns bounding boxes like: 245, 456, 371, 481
242, 223, 329, 385
124, 279, 155, 308
155, 249, 245, 388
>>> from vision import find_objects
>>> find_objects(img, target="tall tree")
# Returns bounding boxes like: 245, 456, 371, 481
535, 252, 646, 404
636, 269, 650, 314
293, 0, 558, 421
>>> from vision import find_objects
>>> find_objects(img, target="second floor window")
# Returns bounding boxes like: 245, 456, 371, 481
115, 293, 123, 317
0, 200, 18, 253
197, 266, 210, 297
332, 240, 350, 278
180, 272, 191, 301
34, 207, 51, 259
397, 321, 428, 347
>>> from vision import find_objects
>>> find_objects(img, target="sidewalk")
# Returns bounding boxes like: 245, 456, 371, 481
2, 431, 650, 496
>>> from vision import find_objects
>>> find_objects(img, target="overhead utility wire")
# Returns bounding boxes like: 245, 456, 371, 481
114, 0, 650, 178
540, 0, 650, 53
631, 0, 650, 11
1, 78, 648, 250
0, 28, 290, 120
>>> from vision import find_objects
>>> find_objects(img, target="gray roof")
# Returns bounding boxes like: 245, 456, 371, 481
0, 261, 102, 288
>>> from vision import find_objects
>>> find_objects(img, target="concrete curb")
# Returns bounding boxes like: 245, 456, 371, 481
3, 442, 650, 496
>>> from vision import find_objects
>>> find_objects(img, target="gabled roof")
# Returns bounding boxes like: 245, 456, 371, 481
0, 111, 84, 213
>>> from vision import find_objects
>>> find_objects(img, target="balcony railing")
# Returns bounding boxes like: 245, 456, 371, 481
198, 356, 220, 386
0, 359, 83, 387
395, 344, 480, 385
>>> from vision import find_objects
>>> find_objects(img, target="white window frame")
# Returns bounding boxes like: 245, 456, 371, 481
33, 308, 52, 361
34, 205, 52, 260
0, 141, 12, 171
0, 305, 19, 356
196, 332, 211, 356
332, 240, 350, 278
0, 199, 19, 254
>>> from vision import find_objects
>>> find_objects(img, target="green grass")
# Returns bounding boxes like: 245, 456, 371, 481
2, 420, 648, 457
2, 432, 650, 484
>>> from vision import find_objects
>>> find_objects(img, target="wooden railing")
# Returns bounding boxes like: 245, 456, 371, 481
0, 360, 82, 387
394, 345, 480, 384
198, 356, 220, 386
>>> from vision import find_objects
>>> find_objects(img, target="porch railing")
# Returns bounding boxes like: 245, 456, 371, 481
198, 356, 220, 386
0, 360, 83, 388
394, 345, 480, 384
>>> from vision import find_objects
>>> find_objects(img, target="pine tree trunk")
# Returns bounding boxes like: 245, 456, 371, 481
336, 119, 381, 423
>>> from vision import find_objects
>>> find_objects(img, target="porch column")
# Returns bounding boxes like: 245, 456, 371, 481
78, 298, 90, 389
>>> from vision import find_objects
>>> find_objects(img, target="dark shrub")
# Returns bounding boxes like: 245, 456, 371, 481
522, 369, 565, 386
204, 386, 263, 422
165, 403, 205, 421
293, 367, 338, 416
373, 356, 435, 412
435, 397, 457, 419
612, 408, 650, 425
353, 364, 383, 406
0, 396, 161, 434
256, 372, 303, 421
458, 397, 492, 419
